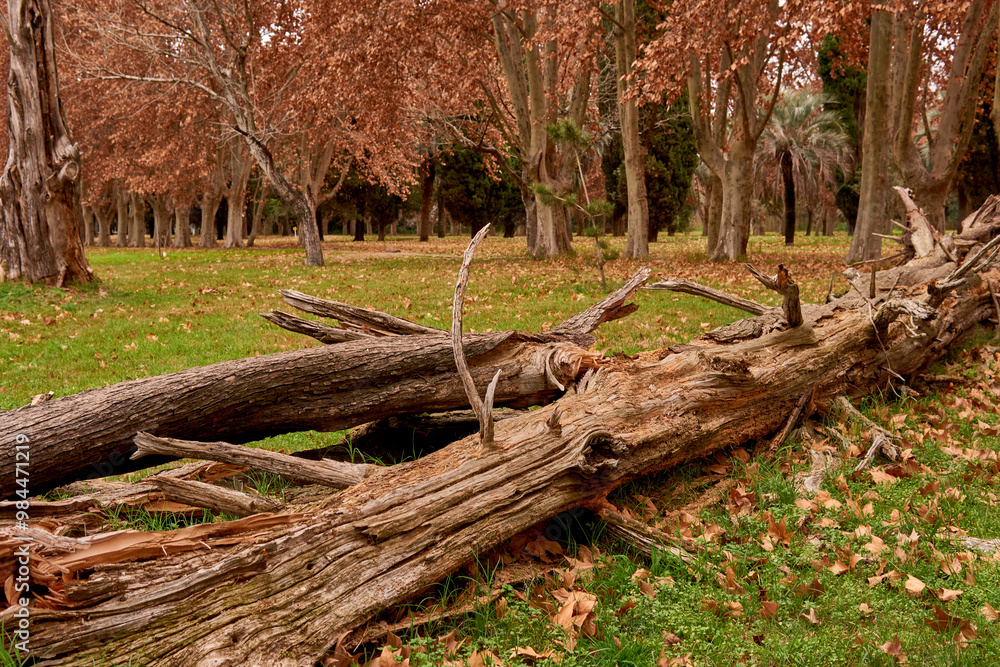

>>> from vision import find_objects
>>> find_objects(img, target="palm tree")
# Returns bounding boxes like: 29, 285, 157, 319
757, 88, 853, 245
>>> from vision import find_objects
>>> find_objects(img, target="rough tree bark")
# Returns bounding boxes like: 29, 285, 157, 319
0, 0, 94, 285
3, 199, 1000, 666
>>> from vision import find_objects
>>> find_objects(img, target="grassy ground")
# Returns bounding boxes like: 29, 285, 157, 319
2, 231, 999, 666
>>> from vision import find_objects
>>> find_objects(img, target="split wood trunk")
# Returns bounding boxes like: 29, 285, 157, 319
0, 275, 644, 498
3, 207, 1000, 666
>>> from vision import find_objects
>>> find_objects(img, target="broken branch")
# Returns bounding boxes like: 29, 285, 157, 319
451, 225, 502, 446
150, 477, 282, 517
132, 432, 376, 489
644, 278, 770, 316
744, 263, 803, 327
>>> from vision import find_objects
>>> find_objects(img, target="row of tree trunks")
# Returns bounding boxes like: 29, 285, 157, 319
3, 200, 999, 665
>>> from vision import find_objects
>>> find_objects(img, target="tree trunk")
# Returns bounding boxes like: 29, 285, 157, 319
532, 192, 573, 258
173, 204, 192, 248
115, 188, 128, 248
95, 206, 111, 247
354, 212, 367, 241
246, 192, 265, 247
151, 195, 172, 250
199, 190, 220, 248
518, 179, 537, 247
0, 276, 643, 498
128, 192, 145, 248
913, 181, 951, 234
6, 210, 1000, 665
0, 0, 93, 285
781, 150, 796, 245
848, 8, 893, 263
81, 204, 94, 246
823, 204, 836, 236
224, 187, 247, 248
449, 209, 459, 237
418, 159, 434, 242
805, 207, 814, 237
616, 0, 649, 260
710, 140, 754, 260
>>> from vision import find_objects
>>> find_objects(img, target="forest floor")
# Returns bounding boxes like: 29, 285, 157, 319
2, 232, 1000, 666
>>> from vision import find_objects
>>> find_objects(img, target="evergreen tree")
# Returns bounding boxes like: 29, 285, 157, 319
436, 147, 523, 237
818, 34, 866, 235
602, 97, 697, 240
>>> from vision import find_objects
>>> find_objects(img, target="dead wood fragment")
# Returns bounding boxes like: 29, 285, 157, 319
278, 289, 439, 336
132, 432, 376, 489
894, 186, 938, 258
644, 278, 770, 316
918, 374, 965, 385
929, 233, 1000, 304
260, 310, 368, 344
549, 268, 651, 337
451, 226, 502, 446
828, 397, 902, 469
598, 508, 701, 563
989, 278, 1000, 324
755, 386, 815, 459
794, 450, 840, 494
150, 477, 281, 517
744, 264, 803, 327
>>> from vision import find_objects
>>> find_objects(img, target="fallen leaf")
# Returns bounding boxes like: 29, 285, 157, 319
870, 469, 897, 485
616, 600, 638, 617
514, 646, 554, 661
864, 535, 887, 556
934, 588, 963, 602
717, 566, 745, 594
981, 603, 998, 622
760, 600, 779, 620
828, 560, 849, 576
802, 608, 820, 625
879, 636, 902, 656
904, 575, 926, 597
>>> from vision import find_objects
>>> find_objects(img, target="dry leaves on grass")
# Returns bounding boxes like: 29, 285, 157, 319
926, 605, 978, 644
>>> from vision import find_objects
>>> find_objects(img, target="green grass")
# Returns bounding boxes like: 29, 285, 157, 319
4, 231, 1000, 666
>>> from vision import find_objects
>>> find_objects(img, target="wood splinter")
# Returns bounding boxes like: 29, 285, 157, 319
744, 263, 803, 327
452, 225, 502, 446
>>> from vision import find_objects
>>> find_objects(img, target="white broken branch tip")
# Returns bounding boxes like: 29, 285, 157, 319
452, 225, 499, 447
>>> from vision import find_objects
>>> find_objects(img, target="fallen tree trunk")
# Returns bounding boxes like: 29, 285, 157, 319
0, 276, 650, 498
3, 200, 1000, 665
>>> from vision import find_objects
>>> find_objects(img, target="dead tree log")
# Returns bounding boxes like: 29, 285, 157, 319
2, 207, 1000, 665
0, 284, 650, 498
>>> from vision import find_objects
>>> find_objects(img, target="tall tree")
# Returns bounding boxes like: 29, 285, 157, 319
644, 0, 789, 260
490, 3, 595, 258
613, 0, 649, 258
848, 8, 894, 263
818, 34, 866, 236
891, 0, 999, 232
437, 146, 522, 237
0, 0, 93, 285
756, 88, 852, 246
